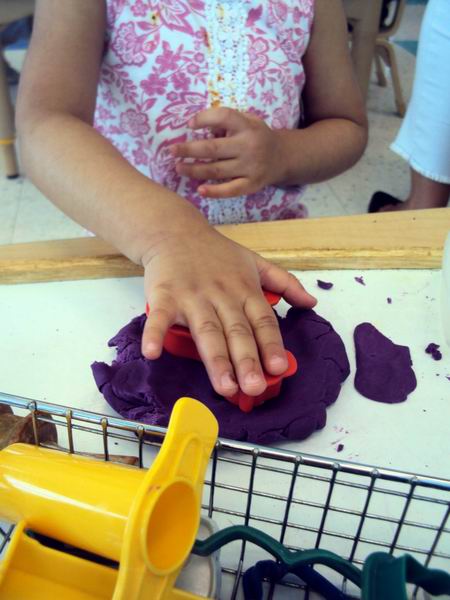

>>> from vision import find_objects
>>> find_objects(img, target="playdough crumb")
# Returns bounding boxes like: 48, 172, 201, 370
337, 444, 344, 452
355, 276, 365, 286
387, 298, 392, 304
426, 343, 439, 353
425, 343, 442, 361
317, 280, 333, 290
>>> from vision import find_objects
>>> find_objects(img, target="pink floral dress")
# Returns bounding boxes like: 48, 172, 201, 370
94, 0, 314, 224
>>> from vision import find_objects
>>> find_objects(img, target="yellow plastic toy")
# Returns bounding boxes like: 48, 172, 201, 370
0, 397, 219, 599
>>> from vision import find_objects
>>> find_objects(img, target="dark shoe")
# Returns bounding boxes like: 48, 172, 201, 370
368, 191, 403, 213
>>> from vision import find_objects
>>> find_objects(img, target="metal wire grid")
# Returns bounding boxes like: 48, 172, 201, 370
0, 391, 449, 599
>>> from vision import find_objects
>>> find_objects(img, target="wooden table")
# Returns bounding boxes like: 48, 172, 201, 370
0, 209, 449, 284
343, 0, 384, 100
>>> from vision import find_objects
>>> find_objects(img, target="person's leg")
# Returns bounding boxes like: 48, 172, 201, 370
407, 168, 450, 209
377, 168, 449, 212
370, 0, 450, 213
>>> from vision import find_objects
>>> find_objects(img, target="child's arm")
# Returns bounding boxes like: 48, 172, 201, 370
18, 0, 316, 400
276, 0, 368, 186
171, 0, 368, 199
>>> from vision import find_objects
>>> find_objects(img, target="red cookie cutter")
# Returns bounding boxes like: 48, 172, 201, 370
145, 290, 297, 411
144, 307, 202, 361
226, 350, 298, 413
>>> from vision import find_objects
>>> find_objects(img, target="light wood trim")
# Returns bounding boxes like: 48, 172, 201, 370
1, 209, 449, 284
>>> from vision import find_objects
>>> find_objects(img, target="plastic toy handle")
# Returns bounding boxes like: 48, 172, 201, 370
193, 525, 361, 585
113, 397, 218, 600
362, 552, 450, 600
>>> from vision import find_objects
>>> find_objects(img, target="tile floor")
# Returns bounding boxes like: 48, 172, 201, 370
0, 1, 442, 245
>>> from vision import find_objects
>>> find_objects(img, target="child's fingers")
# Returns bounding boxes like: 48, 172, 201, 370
188, 304, 239, 397
189, 107, 247, 134
176, 159, 241, 182
141, 302, 176, 359
256, 257, 317, 308
215, 304, 267, 397
198, 178, 250, 198
244, 296, 288, 376
171, 137, 237, 160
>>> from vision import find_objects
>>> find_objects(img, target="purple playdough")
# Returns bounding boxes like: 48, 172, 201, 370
92, 309, 350, 445
354, 323, 417, 404
317, 280, 333, 290
425, 343, 442, 361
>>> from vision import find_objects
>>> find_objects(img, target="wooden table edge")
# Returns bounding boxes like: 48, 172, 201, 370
1, 209, 449, 284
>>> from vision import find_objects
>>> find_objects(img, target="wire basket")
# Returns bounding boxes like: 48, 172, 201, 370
0, 391, 449, 599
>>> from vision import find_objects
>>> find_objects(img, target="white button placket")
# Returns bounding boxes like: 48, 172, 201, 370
205, 0, 250, 223
206, 0, 250, 112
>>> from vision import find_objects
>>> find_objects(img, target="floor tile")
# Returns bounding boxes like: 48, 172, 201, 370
394, 4, 426, 42
328, 151, 411, 215
395, 40, 419, 56
0, 177, 23, 245
4, 49, 27, 73
12, 179, 85, 244
302, 183, 347, 218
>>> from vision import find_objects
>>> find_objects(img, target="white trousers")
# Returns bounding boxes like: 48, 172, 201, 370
391, 0, 450, 184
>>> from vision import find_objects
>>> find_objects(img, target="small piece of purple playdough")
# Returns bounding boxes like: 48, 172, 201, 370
355, 276, 365, 286
426, 343, 440, 354
387, 298, 392, 304
317, 280, 333, 290
425, 343, 442, 361
92, 309, 350, 445
354, 323, 417, 404
337, 444, 344, 453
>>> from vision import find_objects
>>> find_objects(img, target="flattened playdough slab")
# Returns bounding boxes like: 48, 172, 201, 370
92, 309, 350, 445
354, 323, 417, 404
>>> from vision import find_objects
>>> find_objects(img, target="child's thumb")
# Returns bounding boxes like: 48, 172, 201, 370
255, 256, 317, 308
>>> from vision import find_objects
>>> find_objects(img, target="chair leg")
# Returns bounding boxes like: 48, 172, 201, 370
385, 43, 406, 117
0, 50, 19, 178
1, 142, 19, 179
375, 51, 388, 87
376, 39, 406, 117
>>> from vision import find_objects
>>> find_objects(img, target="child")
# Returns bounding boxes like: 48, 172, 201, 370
17, 0, 367, 401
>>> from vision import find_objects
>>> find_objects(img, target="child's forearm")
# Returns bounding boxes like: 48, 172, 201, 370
17, 112, 209, 265
274, 118, 368, 187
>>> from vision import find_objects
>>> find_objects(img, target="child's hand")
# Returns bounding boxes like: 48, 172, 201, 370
142, 225, 316, 398
171, 108, 285, 199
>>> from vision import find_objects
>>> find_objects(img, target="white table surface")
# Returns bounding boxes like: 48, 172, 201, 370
0, 269, 448, 479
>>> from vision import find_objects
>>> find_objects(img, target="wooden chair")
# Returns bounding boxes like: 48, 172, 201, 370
0, 0, 34, 179
375, 0, 407, 116
344, 0, 384, 101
